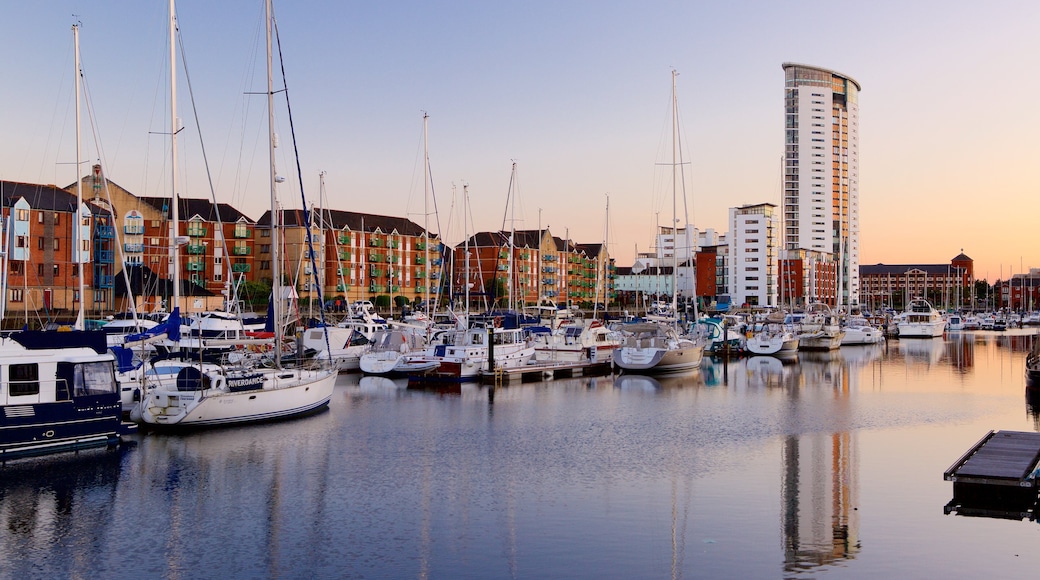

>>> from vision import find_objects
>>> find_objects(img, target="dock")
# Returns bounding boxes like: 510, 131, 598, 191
480, 360, 613, 384
944, 430, 1040, 516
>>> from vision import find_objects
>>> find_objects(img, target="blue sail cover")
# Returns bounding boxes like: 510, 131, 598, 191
125, 307, 181, 344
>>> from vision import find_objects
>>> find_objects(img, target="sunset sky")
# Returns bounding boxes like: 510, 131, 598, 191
1, 1, 1037, 282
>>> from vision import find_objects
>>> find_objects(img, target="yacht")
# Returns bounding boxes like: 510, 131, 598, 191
897, 299, 946, 338
529, 319, 622, 363
418, 325, 535, 380
359, 328, 440, 376
1, 332, 129, 459
797, 303, 845, 350
746, 322, 800, 355
841, 315, 886, 345
614, 322, 705, 373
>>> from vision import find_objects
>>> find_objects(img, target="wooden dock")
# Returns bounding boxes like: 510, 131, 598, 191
944, 430, 1040, 514
480, 360, 613, 385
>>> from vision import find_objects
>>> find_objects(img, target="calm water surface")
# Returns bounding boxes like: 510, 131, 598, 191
3, 330, 1040, 579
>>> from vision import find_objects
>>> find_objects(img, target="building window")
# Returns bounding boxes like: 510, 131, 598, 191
38, 238, 44, 250
10, 262, 23, 275
94, 290, 106, 304
37, 264, 44, 277
54, 213, 60, 225
37, 211, 44, 224
10, 288, 23, 302
53, 239, 60, 251
16, 209, 29, 221
53, 264, 60, 277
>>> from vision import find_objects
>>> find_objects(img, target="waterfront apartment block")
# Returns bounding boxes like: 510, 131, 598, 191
783, 63, 861, 308
453, 229, 614, 311
727, 203, 779, 308
1, 180, 113, 322
858, 253, 975, 312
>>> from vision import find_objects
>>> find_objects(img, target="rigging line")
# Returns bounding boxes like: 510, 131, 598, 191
273, 14, 331, 357
178, 26, 242, 314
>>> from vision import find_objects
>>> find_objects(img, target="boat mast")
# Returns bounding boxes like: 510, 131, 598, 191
463, 183, 470, 320
73, 23, 87, 331
169, 0, 181, 318
670, 69, 679, 324
423, 111, 430, 319
266, 0, 282, 368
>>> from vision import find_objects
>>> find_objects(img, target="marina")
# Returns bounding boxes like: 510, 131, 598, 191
3, 329, 1040, 577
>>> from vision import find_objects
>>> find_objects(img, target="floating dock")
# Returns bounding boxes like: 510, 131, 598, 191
944, 430, 1040, 515
481, 360, 613, 384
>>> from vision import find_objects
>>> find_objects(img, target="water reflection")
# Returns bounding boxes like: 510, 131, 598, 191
896, 337, 946, 366
0, 447, 128, 577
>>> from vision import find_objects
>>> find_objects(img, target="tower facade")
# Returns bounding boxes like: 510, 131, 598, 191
782, 63, 860, 308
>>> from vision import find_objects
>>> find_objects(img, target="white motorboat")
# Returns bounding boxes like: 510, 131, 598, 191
840, 315, 885, 345
945, 313, 965, 331
530, 319, 621, 363
614, 322, 705, 373
418, 325, 535, 380
897, 298, 946, 338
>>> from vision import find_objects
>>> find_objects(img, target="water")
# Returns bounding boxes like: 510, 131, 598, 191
3, 330, 1040, 579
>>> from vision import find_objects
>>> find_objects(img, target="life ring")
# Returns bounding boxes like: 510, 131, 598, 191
494, 316, 503, 328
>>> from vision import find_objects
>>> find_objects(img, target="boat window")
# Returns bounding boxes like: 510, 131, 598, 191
74, 362, 117, 396
9, 363, 40, 396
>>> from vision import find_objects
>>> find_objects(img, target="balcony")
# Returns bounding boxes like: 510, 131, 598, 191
416, 242, 426, 250
370, 268, 385, 277
124, 224, 144, 235
389, 240, 399, 249
232, 263, 251, 273
415, 256, 426, 265
369, 253, 384, 263
369, 238, 384, 248
389, 255, 399, 264
186, 244, 206, 255
94, 249, 114, 263
187, 226, 207, 237
369, 284, 386, 293
124, 243, 144, 253
232, 245, 251, 256
95, 225, 115, 239
94, 273, 114, 288
233, 226, 251, 239
338, 250, 351, 261
338, 234, 351, 245
186, 262, 205, 272
336, 282, 348, 292
415, 285, 426, 292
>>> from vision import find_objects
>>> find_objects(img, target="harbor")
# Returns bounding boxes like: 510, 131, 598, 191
3, 329, 1040, 577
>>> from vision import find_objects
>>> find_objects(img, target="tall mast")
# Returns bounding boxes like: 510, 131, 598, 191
670, 69, 679, 322
266, 0, 282, 367
73, 22, 86, 330
169, 0, 181, 316
423, 111, 430, 318
463, 184, 470, 318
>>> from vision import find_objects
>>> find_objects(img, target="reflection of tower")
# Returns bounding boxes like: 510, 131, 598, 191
781, 354, 860, 572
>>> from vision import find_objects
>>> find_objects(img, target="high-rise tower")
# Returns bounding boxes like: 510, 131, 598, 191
782, 63, 860, 308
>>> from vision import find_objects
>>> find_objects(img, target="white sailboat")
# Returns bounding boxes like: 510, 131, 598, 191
615, 70, 704, 374
746, 322, 799, 356
796, 302, 845, 351
136, 0, 335, 427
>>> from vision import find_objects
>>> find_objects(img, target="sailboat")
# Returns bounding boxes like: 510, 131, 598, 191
615, 70, 705, 374
136, 0, 336, 427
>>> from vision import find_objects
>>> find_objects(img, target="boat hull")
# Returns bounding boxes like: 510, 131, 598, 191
897, 322, 945, 338
615, 344, 704, 373
1, 395, 123, 460
139, 369, 336, 428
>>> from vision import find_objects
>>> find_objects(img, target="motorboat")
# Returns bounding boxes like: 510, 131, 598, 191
897, 298, 946, 338
419, 325, 535, 380
614, 322, 705, 373
529, 319, 621, 363
301, 325, 370, 372
946, 313, 965, 331
840, 315, 885, 345
1, 331, 129, 459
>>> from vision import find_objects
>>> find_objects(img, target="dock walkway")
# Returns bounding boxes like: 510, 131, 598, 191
944, 430, 1040, 514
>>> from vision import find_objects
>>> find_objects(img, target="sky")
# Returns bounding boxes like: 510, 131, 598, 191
1, 0, 1038, 283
